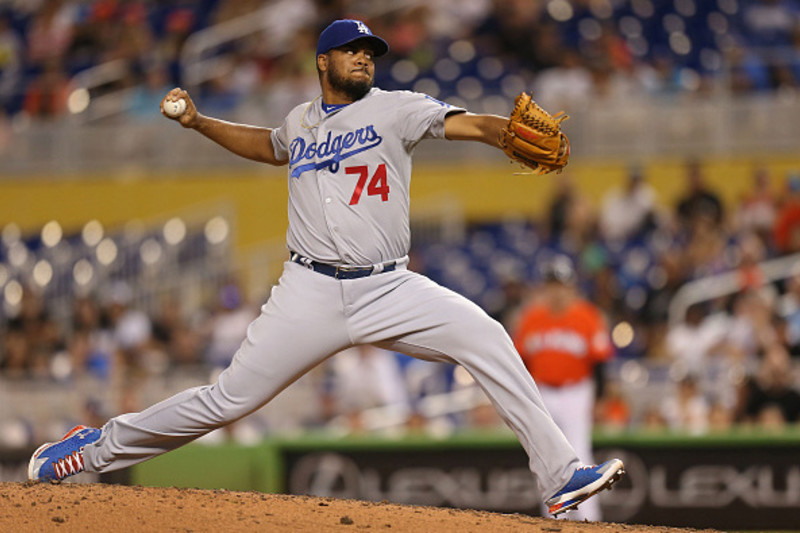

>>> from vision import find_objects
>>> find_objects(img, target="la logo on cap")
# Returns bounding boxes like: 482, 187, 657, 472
316, 19, 389, 57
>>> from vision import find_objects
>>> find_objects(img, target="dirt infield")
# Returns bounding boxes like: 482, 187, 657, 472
0, 482, 719, 532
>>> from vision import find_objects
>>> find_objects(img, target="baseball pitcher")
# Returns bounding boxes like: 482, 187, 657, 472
29, 19, 623, 518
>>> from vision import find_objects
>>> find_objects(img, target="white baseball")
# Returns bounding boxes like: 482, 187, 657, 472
164, 98, 187, 118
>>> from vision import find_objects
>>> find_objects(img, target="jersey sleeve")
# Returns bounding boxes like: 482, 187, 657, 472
270, 116, 290, 161
393, 91, 465, 146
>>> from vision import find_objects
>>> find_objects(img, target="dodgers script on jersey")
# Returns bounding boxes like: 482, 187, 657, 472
271, 88, 464, 266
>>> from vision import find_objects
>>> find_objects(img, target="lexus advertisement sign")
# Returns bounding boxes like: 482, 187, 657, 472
283, 443, 800, 529
5, 439, 798, 528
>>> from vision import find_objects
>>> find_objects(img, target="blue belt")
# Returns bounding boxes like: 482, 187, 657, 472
290, 252, 398, 280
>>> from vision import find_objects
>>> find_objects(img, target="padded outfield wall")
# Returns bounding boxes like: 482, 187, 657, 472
120, 431, 800, 530
2, 431, 798, 528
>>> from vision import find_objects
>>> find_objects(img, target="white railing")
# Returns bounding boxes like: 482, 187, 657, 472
668, 252, 800, 326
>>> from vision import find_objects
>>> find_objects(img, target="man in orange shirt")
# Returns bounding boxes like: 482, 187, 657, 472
512, 255, 613, 521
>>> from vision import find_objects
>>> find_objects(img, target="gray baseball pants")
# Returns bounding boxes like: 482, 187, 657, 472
83, 261, 579, 499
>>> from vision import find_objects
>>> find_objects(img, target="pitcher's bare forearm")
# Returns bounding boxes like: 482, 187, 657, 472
191, 115, 287, 166
160, 87, 286, 166
444, 112, 507, 148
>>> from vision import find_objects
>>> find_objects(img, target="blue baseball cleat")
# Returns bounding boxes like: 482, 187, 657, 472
546, 459, 625, 517
28, 425, 101, 483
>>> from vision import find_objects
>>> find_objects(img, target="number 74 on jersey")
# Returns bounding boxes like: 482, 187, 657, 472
347, 164, 389, 205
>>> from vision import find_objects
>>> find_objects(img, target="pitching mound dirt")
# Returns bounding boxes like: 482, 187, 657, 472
0, 482, 719, 532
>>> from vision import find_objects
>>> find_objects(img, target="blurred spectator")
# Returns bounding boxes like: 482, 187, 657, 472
599, 165, 657, 243
111, 2, 154, 67
587, 56, 640, 102
492, 276, 528, 329
199, 56, 253, 115
151, 296, 201, 369
638, 53, 683, 96
593, 21, 634, 73
771, 313, 800, 361
398, 354, 454, 415
666, 303, 728, 377
641, 405, 669, 432
736, 166, 778, 244
737, 343, 800, 426
323, 345, 411, 433
25, 0, 75, 67
381, 6, 432, 59
533, 49, 593, 111
660, 375, 710, 435
708, 401, 735, 433
736, 231, 771, 291
65, 2, 113, 71
126, 62, 171, 120
212, 0, 264, 25
464, 401, 504, 430
222, 48, 262, 99
757, 404, 789, 432
544, 172, 596, 254
683, 210, 731, 278
742, 0, 800, 48
0, 13, 22, 110
156, 6, 197, 82
726, 290, 773, 366
426, 0, 491, 41
675, 159, 725, 232
0, 108, 11, 153
474, 0, 551, 69
723, 43, 771, 94
204, 281, 257, 369
640, 246, 688, 325
590, 263, 623, 319
595, 381, 631, 434
511, 255, 613, 522
779, 266, 800, 356
772, 170, 800, 255
22, 58, 73, 118
639, 319, 674, 364
105, 281, 155, 376
545, 173, 576, 245
0, 285, 62, 379
258, 25, 319, 122
791, 23, 800, 84
0, 320, 35, 379
65, 295, 114, 381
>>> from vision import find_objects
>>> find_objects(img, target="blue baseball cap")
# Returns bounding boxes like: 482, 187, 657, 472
316, 19, 389, 57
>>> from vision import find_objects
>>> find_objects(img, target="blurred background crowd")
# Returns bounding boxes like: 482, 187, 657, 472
3, 0, 800, 123
2, 0, 800, 448
3, 158, 800, 447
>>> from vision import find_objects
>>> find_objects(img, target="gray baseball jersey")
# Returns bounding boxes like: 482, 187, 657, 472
81, 88, 582, 503
271, 88, 460, 265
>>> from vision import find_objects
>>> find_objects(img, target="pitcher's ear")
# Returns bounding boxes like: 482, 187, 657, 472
317, 53, 328, 72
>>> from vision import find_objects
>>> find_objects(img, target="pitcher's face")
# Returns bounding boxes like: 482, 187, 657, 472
321, 40, 376, 101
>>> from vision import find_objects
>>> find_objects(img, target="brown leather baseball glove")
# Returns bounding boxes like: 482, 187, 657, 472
500, 93, 570, 175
